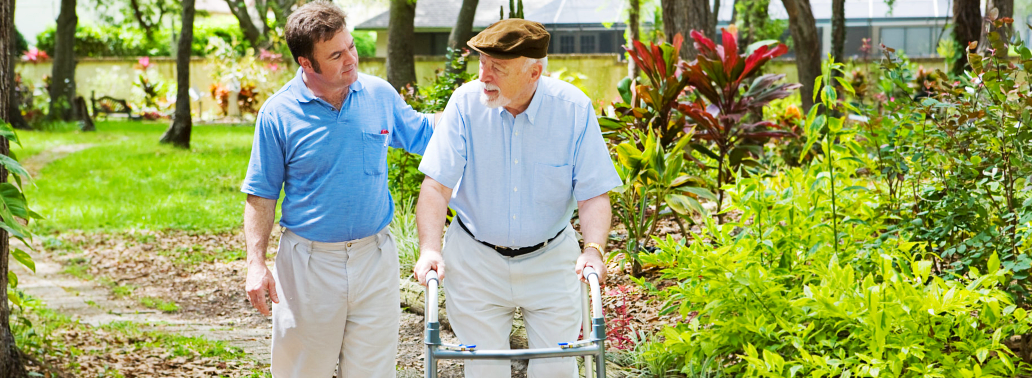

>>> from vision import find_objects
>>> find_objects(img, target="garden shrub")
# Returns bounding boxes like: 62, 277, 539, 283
353, 30, 376, 58
852, 16, 1032, 304
641, 165, 1031, 377
637, 54, 1032, 376
35, 20, 252, 57
388, 48, 478, 206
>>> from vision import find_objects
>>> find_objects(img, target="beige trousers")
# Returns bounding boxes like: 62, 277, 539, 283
442, 224, 582, 378
270, 228, 400, 378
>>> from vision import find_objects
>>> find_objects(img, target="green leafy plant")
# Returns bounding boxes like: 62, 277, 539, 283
36, 20, 253, 57
391, 48, 477, 207
611, 129, 714, 277
856, 16, 1032, 316
640, 163, 1030, 377
2, 120, 41, 301
678, 28, 800, 219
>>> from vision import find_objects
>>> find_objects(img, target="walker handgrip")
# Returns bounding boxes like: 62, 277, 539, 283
582, 267, 603, 319
582, 267, 598, 281
426, 270, 440, 323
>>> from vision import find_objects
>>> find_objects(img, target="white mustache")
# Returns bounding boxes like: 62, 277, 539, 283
482, 83, 500, 91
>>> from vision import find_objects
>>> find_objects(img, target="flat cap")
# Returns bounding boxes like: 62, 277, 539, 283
467, 19, 550, 59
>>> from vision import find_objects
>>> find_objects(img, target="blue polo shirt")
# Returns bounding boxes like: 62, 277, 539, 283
242, 70, 434, 242
419, 77, 620, 248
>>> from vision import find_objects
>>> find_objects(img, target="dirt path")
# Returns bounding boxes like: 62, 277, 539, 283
22, 143, 96, 178
10, 247, 272, 361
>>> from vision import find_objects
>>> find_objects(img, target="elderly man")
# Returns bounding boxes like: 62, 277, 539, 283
241, 2, 437, 377
413, 19, 620, 377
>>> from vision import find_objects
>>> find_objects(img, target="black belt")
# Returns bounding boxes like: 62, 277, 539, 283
455, 217, 565, 257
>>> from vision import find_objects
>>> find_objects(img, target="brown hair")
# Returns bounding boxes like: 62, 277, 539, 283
285, 1, 348, 72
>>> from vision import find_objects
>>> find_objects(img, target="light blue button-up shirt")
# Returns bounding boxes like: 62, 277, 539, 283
419, 76, 620, 248
242, 70, 434, 242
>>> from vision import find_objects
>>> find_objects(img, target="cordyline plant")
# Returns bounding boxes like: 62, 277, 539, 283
599, 34, 691, 150
678, 28, 801, 219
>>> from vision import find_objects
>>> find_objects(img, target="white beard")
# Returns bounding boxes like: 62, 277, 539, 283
478, 82, 512, 109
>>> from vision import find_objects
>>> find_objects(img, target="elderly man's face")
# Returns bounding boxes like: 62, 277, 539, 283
477, 55, 541, 109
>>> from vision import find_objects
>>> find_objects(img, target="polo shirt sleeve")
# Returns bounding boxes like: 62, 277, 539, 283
572, 105, 621, 201
418, 99, 467, 189
389, 92, 435, 155
240, 112, 285, 200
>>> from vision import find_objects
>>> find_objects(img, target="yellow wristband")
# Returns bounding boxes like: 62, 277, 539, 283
583, 242, 605, 255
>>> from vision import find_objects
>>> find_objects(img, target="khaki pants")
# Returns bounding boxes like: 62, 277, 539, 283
270, 228, 400, 378
442, 224, 582, 378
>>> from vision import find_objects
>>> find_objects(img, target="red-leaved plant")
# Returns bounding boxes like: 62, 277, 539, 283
600, 34, 691, 150
678, 28, 801, 217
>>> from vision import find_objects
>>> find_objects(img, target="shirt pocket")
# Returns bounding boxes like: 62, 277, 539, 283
532, 163, 574, 208
363, 132, 389, 175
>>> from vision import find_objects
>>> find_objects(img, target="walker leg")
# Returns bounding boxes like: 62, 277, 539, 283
426, 345, 437, 378
582, 283, 594, 378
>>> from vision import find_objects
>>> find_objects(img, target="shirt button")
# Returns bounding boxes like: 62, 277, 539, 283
513, 187, 518, 192
512, 215, 517, 219
514, 159, 519, 164
514, 131, 519, 136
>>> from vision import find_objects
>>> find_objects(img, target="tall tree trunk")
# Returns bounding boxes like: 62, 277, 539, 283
627, 0, 640, 79
710, 0, 720, 38
387, 0, 417, 90
662, 0, 712, 60
444, 0, 478, 77
48, 0, 77, 121
161, 0, 194, 149
952, 0, 981, 75
831, 0, 845, 62
783, 0, 820, 111
0, 0, 25, 375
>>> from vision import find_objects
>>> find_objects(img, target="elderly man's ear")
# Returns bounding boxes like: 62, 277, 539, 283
530, 62, 543, 80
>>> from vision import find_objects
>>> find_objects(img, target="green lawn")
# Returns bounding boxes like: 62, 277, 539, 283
16, 121, 264, 233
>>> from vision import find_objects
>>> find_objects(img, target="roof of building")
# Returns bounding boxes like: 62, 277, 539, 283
355, 0, 630, 30
356, 0, 954, 31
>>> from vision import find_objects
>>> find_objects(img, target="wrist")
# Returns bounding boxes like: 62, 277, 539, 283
582, 242, 605, 255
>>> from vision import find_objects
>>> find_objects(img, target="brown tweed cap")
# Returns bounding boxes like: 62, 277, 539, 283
467, 19, 550, 59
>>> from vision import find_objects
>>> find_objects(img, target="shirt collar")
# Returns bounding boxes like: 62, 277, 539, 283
494, 80, 543, 124
523, 80, 543, 125
291, 68, 365, 104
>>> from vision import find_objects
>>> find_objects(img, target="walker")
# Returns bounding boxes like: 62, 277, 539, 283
422, 267, 607, 378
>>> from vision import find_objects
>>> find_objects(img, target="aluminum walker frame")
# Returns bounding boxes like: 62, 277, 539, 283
423, 267, 606, 378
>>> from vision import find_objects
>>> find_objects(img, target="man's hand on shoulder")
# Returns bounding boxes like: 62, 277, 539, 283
575, 247, 607, 285
413, 249, 445, 286
245, 261, 279, 316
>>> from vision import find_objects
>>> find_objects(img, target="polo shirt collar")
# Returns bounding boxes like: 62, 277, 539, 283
291, 68, 365, 104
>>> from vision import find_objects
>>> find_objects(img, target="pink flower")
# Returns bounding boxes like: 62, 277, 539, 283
21, 47, 49, 64
259, 49, 282, 62
137, 57, 151, 70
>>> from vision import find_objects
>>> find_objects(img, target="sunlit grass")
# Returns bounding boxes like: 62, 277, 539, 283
18, 121, 269, 233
